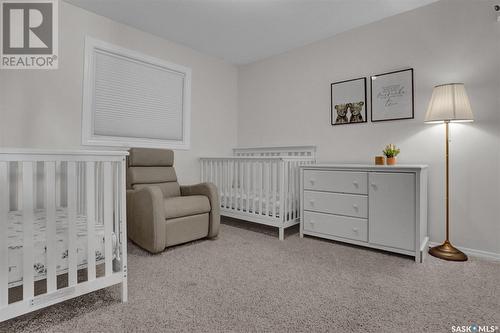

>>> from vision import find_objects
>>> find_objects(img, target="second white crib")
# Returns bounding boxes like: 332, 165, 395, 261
200, 146, 316, 240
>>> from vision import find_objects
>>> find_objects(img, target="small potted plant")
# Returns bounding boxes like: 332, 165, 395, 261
383, 144, 400, 165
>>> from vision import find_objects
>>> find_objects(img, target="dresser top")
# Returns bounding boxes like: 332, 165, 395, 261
302, 164, 428, 170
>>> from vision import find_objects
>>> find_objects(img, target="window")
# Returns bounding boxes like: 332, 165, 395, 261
82, 37, 191, 149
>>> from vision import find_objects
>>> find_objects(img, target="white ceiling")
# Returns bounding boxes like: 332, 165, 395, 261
65, 0, 437, 64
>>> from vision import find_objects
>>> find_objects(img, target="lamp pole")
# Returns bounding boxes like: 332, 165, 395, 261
428, 120, 468, 261
445, 120, 449, 243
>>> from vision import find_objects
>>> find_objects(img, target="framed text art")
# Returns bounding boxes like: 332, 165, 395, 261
371, 68, 414, 122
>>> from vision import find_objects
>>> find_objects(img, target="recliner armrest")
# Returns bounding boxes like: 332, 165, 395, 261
127, 185, 167, 253
180, 182, 220, 238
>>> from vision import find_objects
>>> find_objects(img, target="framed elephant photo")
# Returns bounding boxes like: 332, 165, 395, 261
330, 77, 367, 126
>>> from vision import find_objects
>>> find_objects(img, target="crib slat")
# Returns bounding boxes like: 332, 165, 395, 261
204, 160, 207, 181
293, 162, 298, 220
294, 162, 298, 220
229, 161, 233, 210
219, 161, 223, 204
239, 160, 243, 210
238, 161, 243, 211
210, 160, 214, 183
113, 163, 120, 261
67, 162, 78, 286
233, 160, 238, 210
206, 160, 210, 183
216, 161, 219, 189
292, 161, 296, 220
207, 160, 210, 183
55, 161, 62, 207
246, 161, 250, 212
232, 160, 237, 210
280, 161, 286, 222
103, 162, 113, 277
290, 162, 294, 221
22, 162, 35, 300
252, 162, 256, 214
17, 163, 22, 210
119, 158, 128, 302
205, 160, 209, 183
234, 161, 240, 210
226, 160, 230, 209
45, 162, 57, 293
32, 163, 37, 210
206, 160, 209, 183
219, 161, 223, 208
290, 162, 294, 220
234, 160, 237, 211
238, 160, 242, 211
86, 162, 96, 281
222, 161, 226, 208
294, 162, 298, 219
287, 162, 295, 220
208, 160, 211, 183
259, 162, 264, 215
0, 162, 8, 307
272, 161, 277, 218
265, 161, 270, 217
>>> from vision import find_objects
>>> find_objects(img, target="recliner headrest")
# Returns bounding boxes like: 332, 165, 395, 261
128, 148, 174, 167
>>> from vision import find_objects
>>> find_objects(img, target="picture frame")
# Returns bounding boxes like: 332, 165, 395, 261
370, 68, 414, 122
330, 77, 367, 126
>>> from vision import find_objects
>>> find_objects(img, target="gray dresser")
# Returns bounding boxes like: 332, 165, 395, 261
300, 164, 428, 262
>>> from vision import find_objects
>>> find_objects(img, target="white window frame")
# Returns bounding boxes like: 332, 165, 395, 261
82, 36, 191, 150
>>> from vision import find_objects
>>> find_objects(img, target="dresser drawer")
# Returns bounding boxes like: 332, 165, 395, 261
303, 211, 367, 242
303, 170, 367, 194
304, 191, 368, 218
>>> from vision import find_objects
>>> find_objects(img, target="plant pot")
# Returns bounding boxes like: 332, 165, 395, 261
386, 157, 396, 165
375, 156, 385, 165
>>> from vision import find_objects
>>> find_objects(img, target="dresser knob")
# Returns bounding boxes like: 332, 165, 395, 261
309, 179, 315, 186
370, 183, 378, 189
309, 199, 315, 206
352, 204, 358, 211
353, 181, 359, 187
352, 227, 359, 233
309, 221, 315, 229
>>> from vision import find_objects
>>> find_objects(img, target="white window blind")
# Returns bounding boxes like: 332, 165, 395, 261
82, 37, 191, 149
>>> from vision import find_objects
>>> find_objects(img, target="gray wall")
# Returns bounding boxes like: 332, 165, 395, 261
237, 0, 500, 256
0, 1, 239, 185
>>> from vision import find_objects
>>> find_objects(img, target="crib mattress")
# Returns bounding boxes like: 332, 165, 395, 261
7, 208, 116, 287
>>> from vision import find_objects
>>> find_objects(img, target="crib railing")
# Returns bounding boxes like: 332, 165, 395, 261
233, 145, 316, 158
200, 156, 315, 228
0, 149, 128, 322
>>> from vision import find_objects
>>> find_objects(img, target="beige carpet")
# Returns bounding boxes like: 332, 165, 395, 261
1, 218, 499, 333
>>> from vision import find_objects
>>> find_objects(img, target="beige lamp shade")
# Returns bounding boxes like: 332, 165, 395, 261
424, 83, 474, 123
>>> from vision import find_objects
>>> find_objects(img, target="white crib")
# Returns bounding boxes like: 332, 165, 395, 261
200, 146, 316, 240
0, 149, 128, 322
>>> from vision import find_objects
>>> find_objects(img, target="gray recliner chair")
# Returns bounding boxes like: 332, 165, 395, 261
126, 148, 220, 253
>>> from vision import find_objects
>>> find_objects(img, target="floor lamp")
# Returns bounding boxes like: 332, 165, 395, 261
424, 83, 474, 262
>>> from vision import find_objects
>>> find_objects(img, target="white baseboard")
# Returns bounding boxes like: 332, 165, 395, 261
428, 242, 500, 261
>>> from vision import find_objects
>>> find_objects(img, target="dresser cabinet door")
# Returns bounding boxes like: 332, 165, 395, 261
368, 172, 415, 251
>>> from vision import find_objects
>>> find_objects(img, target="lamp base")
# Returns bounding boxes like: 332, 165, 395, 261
429, 241, 468, 261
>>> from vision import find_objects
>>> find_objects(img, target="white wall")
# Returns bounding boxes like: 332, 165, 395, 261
0, 2, 239, 184
0, 0, 498, 256
238, 0, 500, 255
